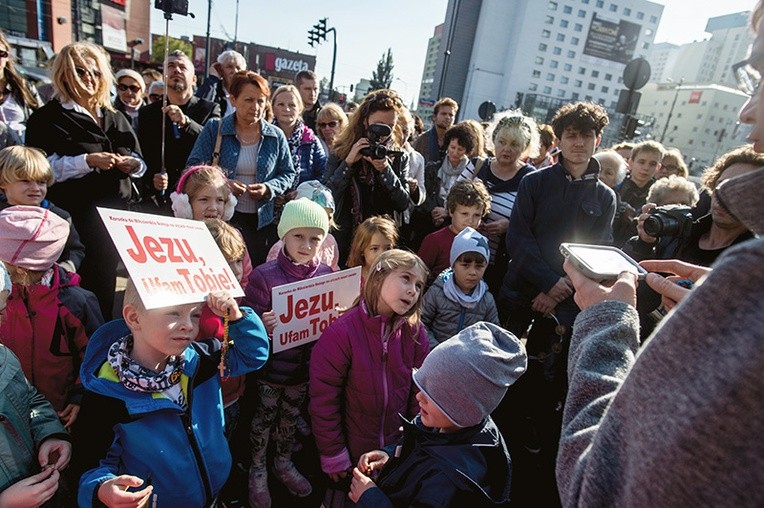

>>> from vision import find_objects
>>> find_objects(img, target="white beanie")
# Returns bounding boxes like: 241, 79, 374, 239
413, 322, 527, 428
449, 227, 490, 266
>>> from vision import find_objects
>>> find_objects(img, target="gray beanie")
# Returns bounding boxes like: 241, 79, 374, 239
449, 227, 490, 266
413, 322, 527, 428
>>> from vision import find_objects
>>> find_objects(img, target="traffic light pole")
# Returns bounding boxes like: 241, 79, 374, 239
328, 28, 337, 100
308, 18, 337, 101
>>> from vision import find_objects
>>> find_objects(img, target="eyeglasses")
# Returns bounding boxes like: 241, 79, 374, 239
317, 120, 339, 129
75, 66, 103, 80
732, 52, 764, 95
118, 83, 142, 93
149, 93, 163, 101
0, 50, 8, 59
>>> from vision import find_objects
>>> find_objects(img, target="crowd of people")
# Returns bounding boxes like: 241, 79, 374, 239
0, 3, 763, 504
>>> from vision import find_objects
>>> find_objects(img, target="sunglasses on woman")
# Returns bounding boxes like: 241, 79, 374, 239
0, 50, 8, 59
317, 120, 339, 129
75, 66, 103, 80
118, 83, 142, 93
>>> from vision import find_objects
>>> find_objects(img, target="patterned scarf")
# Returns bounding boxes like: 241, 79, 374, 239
107, 335, 187, 409
442, 268, 488, 309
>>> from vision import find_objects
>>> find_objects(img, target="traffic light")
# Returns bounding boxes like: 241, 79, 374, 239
307, 18, 328, 47
622, 115, 644, 140
308, 29, 320, 47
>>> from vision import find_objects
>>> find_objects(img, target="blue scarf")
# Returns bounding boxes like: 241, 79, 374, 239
441, 268, 487, 309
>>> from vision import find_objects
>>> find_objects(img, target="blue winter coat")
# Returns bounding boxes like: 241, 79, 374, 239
73, 308, 269, 507
186, 115, 296, 229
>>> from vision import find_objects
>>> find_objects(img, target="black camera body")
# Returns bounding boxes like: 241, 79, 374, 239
643, 205, 693, 239
154, 0, 189, 16
360, 123, 403, 160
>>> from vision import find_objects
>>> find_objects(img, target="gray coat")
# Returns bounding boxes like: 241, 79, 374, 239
421, 274, 499, 349
557, 167, 764, 507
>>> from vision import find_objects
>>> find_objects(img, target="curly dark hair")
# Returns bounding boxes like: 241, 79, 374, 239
701, 145, 764, 191
443, 123, 478, 154
445, 179, 491, 216
550, 102, 609, 139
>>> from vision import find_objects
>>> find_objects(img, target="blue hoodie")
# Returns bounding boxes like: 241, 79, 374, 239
73, 308, 269, 507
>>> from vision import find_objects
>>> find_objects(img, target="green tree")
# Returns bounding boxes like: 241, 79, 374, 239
151, 36, 193, 63
369, 48, 394, 91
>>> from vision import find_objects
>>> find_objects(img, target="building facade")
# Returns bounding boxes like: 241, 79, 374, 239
416, 23, 444, 122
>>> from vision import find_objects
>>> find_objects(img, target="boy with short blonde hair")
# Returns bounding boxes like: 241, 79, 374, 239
72, 281, 269, 507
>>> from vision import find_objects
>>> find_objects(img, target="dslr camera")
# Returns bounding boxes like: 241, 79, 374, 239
360, 124, 403, 160
643, 205, 693, 239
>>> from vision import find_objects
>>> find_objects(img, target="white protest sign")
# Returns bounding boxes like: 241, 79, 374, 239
98, 208, 244, 309
271, 267, 361, 353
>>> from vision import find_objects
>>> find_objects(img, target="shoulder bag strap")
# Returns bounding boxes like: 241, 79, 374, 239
211, 119, 223, 166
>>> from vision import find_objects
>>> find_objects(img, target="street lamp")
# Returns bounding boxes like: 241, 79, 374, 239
127, 38, 144, 69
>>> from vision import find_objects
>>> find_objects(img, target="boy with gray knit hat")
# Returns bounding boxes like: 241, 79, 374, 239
348, 321, 527, 507
421, 227, 500, 349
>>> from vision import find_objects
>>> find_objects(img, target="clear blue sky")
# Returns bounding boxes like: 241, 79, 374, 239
150, 0, 757, 106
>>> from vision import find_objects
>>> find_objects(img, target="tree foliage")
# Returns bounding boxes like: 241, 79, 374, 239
151, 36, 193, 63
369, 48, 394, 91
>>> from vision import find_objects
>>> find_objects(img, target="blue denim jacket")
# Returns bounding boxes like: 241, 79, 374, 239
187, 115, 296, 229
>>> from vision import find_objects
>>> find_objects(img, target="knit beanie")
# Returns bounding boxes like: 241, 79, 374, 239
115, 69, 146, 93
413, 321, 527, 428
449, 227, 490, 266
0, 205, 69, 271
277, 198, 329, 239
295, 180, 335, 213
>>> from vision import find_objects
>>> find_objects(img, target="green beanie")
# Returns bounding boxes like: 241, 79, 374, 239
277, 198, 329, 239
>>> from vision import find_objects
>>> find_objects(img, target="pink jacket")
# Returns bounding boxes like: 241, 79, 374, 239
309, 301, 429, 474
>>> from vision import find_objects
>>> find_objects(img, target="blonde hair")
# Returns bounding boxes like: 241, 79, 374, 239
52, 42, 114, 110
646, 175, 699, 206
361, 249, 428, 327
661, 148, 689, 179
0, 146, 55, 187
123, 278, 146, 313
347, 216, 399, 269
178, 165, 232, 203
488, 109, 540, 159
271, 84, 304, 115
203, 218, 245, 262
630, 140, 666, 161
316, 103, 349, 142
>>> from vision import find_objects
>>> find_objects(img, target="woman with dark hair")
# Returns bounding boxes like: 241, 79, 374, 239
0, 30, 43, 139
25, 42, 145, 320
323, 89, 410, 263
187, 70, 295, 264
408, 123, 478, 250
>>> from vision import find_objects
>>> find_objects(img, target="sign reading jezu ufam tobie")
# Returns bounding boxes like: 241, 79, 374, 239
98, 208, 244, 309
271, 267, 361, 353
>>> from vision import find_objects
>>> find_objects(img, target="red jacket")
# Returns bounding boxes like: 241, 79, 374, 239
0, 265, 103, 411
309, 301, 429, 474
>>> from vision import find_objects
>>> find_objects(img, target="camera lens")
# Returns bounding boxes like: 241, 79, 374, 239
643, 214, 679, 237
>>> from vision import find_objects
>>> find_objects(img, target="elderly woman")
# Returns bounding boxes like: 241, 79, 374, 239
0, 30, 43, 140
196, 49, 246, 116
315, 102, 348, 157
593, 149, 628, 188
25, 42, 145, 319
271, 84, 326, 191
323, 89, 410, 263
113, 69, 145, 128
459, 110, 539, 293
187, 70, 295, 265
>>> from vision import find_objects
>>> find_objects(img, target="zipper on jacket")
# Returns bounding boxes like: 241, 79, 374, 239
181, 376, 214, 503
379, 321, 390, 448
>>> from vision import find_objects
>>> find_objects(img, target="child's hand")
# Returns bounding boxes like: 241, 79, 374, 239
97, 475, 153, 508
207, 291, 243, 321
357, 450, 389, 476
58, 403, 80, 430
348, 467, 377, 503
0, 467, 60, 507
262, 311, 277, 335
38, 437, 71, 471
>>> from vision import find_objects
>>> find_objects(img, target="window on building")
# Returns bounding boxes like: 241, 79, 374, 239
677, 113, 682, 118
601, 86, 609, 93
578, 9, 587, 17
624, 7, 631, 15
535, 56, 545, 64
532, 70, 542, 78
643, 42, 650, 50
574, 23, 583, 32
547, 73, 556, 81
546, 15, 555, 24
571, 37, 580, 45
578, 67, 586, 75
637, 11, 644, 20
564, 63, 572, 71
548, 1, 558, 9
563, 5, 572, 14
539, 43, 548, 51
596, 0, 604, 7
553, 47, 562, 55
605, 73, 612, 81
557, 33, 566, 42
558, 89, 567, 97
544, 86, 553, 94
550, 60, 559, 68
572, 92, 580, 100
560, 19, 569, 28
650, 15, 658, 23
567, 50, 576, 58
585, 95, 593, 101
529, 83, 538, 91
609, 4, 617, 12
591, 70, 599, 78
542, 29, 551, 38
588, 83, 596, 90
693, 126, 699, 132
561, 76, 569, 84
575, 79, 583, 87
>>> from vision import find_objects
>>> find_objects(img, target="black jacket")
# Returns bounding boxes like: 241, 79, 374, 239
137, 96, 220, 194
356, 416, 512, 507
195, 75, 228, 116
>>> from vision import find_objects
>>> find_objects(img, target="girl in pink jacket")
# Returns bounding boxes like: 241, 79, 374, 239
309, 249, 430, 485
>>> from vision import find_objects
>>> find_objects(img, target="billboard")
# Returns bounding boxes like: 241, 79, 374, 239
583, 14, 641, 65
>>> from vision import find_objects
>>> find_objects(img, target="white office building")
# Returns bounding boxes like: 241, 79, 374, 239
416, 23, 444, 122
